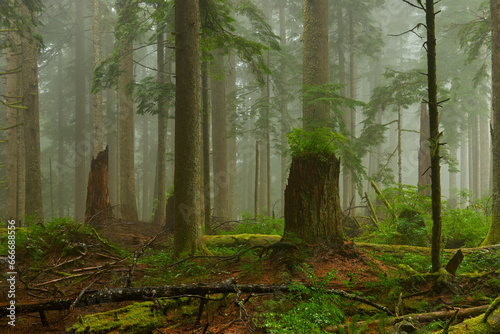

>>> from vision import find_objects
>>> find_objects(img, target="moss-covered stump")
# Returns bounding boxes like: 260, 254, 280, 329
203, 234, 281, 247
435, 296, 500, 334
66, 298, 191, 333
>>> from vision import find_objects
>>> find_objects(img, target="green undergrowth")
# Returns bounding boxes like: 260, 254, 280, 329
216, 212, 284, 236
360, 185, 490, 249
66, 297, 193, 333
259, 270, 346, 333
0, 217, 129, 268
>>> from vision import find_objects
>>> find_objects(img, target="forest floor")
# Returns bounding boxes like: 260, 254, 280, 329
1, 219, 500, 333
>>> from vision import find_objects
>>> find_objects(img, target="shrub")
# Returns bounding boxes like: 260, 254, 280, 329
442, 207, 489, 248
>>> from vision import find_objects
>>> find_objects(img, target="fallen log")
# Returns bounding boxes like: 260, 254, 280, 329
434, 296, 500, 334
0, 279, 393, 317
334, 304, 490, 333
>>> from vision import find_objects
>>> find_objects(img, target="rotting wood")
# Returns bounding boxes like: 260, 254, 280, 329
0, 279, 394, 317
445, 249, 464, 276
365, 192, 380, 228
334, 304, 490, 333
84, 146, 111, 224
370, 180, 396, 219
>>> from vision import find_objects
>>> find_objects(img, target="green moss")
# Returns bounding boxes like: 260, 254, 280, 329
66, 298, 189, 334
435, 296, 500, 334
203, 234, 281, 247
396, 264, 420, 277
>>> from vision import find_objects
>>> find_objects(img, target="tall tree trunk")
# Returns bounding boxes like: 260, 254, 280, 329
142, 117, 150, 221
259, 0, 271, 217
284, 0, 343, 246
211, 52, 229, 223
279, 2, 289, 215
418, 102, 431, 196
22, 3, 43, 222
227, 53, 238, 220
254, 141, 260, 217
425, 0, 443, 272
153, 31, 168, 226
337, 4, 351, 209
75, 0, 87, 221
448, 146, 458, 209
92, 0, 103, 158
479, 115, 490, 197
173, 0, 204, 257
106, 88, 120, 218
468, 114, 480, 201
57, 51, 64, 217
348, 8, 358, 209
6, 31, 21, 223
459, 130, 468, 208
202, 58, 212, 234
118, 32, 138, 221
397, 107, 403, 185
482, 0, 500, 245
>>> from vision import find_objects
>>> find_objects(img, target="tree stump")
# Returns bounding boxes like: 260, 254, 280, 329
283, 153, 343, 246
85, 146, 111, 225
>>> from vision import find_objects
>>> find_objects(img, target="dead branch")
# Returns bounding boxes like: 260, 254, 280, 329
69, 276, 102, 311
126, 229, 169, 287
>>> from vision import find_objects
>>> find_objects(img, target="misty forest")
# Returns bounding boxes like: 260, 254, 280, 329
2, 0, 500, 333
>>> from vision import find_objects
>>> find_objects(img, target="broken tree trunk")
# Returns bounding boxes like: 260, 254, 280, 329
0, 280, 393, 317
284, 153, 343, 246
85, 146, 110, 224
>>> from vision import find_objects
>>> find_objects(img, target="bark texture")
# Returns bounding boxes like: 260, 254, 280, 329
278, 2, 290, 214
85, 146, 110, 224
302, 0, 330, 128
173, 0, 204, 257
202, 59, 212, 233
227, 53, 238, 220
92, 0, 103, 157
284, 154, 343, 246
425, 0, 443, 272
21, 2, 43, 222
211, 53, 229, 222
75, 0, 87, 221
418, 102, 431, 196
153, 31, 168, 226
483, 0, 500, 245
6, 31, 22, 223
118, 37, 138, 221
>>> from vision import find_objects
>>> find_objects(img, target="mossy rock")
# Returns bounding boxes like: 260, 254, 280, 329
66, 298, 190, 334
203, 234, 281, 247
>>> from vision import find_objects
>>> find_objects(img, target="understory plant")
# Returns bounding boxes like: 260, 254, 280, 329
260, 269, 345, 333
